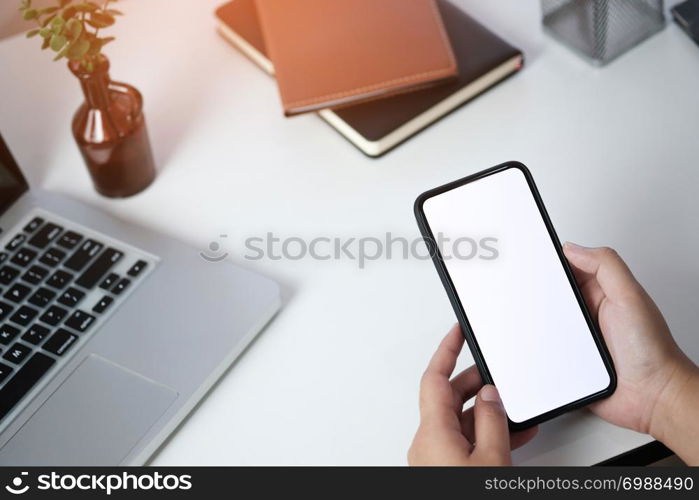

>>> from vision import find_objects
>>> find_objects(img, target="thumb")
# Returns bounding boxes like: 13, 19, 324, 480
473, 385, 511, 464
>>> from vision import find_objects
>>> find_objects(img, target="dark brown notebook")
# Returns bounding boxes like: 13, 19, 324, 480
216, 0, 524, 157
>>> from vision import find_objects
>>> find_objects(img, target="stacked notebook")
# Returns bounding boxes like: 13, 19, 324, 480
215, 0, 524, 157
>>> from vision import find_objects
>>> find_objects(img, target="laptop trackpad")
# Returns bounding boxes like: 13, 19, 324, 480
0, 355, 178, 465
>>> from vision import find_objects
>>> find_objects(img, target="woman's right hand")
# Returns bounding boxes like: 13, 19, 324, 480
564, 243, 699, 465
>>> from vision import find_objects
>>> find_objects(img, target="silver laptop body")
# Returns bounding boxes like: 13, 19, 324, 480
0, 134, 281, 465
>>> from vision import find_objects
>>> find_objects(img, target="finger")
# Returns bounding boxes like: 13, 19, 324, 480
450, 364, 482, 405
424, 324, 464, 378
510, 426, 538, 450
419, 324, 464, 421
472, 385, 511, 464
459, 407, 475, 444
563, 243, 641, 301
461, 408, 538, 450
564, 248, 597, 287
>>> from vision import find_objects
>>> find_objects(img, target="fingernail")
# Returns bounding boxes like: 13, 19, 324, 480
479, 385, 501, 403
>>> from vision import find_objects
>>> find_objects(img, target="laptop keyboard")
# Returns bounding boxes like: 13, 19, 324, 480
0, 210, 157, 427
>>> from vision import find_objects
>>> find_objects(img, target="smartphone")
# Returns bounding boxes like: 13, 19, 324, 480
414, 162, 616, 430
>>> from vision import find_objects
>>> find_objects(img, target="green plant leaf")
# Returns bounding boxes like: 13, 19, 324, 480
41, 36, 50, 50
22, 8, 38, 20
39, 27, 51, 38
26, 28, 40, 38
53, 43, 69, 61
50, 33, 67, 52
50, 16, 65, 33
39, 6, 58, 15
67, 38, 90, 59
65, 17, 82, 38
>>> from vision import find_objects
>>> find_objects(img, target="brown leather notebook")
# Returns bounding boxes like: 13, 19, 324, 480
254, 0, 457, 116
216, 0, 523, 157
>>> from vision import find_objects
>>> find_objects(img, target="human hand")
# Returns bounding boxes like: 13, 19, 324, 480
408, 324, 537, 466
564, 243, 699, 444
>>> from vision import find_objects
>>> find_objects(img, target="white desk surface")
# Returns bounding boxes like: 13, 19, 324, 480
1, 0, 698, 465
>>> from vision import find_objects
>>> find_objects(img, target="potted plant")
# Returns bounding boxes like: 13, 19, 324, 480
20, 0, 156, 198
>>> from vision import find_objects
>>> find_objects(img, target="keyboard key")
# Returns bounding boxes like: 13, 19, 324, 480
3, 343, 31, 364
46, 270, 73, 290
0, 352, 54, 420
127, 260, 148, 277
5, 233, 26, 252
57, 287, 85, 308
56, 231, 83, 250
0, 324, 20, 345
28, 287, 56, 308
23, 217, 44, 233
64, 239, 103, 271
22, 324, 50, 346
64, 310, 95, 332
0, 265, 19, 285
22, 265, 49, 285
40, 305, 68, 326
76, 248, 123, 289
0, 363, 12, 384
4, 283, 31, 303
38, 247, 66, 268
42, 329, 77, 356
92, 295, 114, 314
0, 252, 8, 264
0, 301, 14, 322
112, 278, 131, 295
10, 247, 37, 267
99, 273, 119, 290
10, 305, 39, 326
27, 222, 62, 249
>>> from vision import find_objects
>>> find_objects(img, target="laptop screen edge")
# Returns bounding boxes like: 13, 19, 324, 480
0, 133, 30, 217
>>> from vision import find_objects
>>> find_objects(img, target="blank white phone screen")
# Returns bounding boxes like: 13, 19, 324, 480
422, 167, 610, 423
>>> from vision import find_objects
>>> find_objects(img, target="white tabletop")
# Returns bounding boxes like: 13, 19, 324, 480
1, 0, 698, 465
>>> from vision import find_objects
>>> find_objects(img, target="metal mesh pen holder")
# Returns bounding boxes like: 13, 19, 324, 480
542, 0, 665, 65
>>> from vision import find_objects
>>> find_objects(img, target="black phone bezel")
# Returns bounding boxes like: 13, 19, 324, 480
414, 161, 617, 431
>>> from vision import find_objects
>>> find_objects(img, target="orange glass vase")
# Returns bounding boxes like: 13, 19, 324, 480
69, 56, 156, 198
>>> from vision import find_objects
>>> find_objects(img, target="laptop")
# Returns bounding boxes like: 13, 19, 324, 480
0, 133, 281, 465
